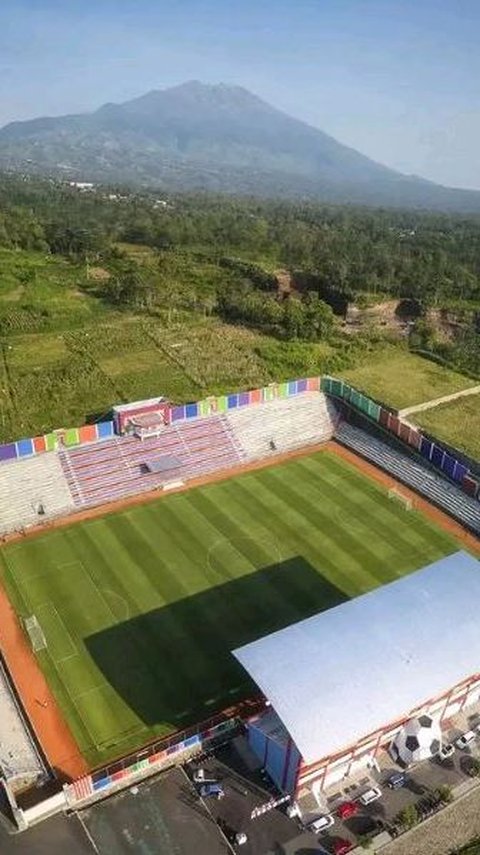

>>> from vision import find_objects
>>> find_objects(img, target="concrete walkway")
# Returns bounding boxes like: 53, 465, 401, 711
399, 385, 480, 418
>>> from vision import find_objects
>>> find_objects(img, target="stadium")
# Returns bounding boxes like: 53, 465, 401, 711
0, 374, 479, 827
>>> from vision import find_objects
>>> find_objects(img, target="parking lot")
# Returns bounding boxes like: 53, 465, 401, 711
315, 711, 480, 853
185, 736, 326, 854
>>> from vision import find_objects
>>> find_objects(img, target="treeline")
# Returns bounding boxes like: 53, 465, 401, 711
0, 173, 479, 364
1, 174, 480, 308
218, 290, 334, 340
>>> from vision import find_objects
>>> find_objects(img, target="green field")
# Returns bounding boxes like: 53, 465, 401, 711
0, 450, 459, 767
413, 395, 480, 462
342, 350, 475, 410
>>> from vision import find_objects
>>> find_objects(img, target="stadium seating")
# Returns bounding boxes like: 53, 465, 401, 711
225, 392, 338, 461
336, 422, 480, 535
60, 414, 246, 508
0, 660, 46, 790
0, 453, 74, 536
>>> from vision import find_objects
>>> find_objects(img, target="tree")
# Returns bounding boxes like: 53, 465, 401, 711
106, 267, 157, 310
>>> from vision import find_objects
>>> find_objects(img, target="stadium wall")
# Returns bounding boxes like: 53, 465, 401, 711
62, 702, 262, 808
0, 371, 477, 505
0, 377, 321, 464
321, 376, 480, 501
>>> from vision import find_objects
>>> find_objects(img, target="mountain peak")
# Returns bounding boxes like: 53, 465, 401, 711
0, 81, 479, 212
119, 80, 269, 113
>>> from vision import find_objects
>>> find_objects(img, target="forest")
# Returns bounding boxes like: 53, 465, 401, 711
0, 172, 479, 376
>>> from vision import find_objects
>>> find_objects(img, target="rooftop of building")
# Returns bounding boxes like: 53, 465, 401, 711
234, 551, 480, 765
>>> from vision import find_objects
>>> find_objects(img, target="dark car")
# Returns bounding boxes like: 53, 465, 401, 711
199, 783, 225, 799
387, 772, 406, 790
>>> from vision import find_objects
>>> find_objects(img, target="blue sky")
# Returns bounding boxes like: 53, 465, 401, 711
1, 0, 479, 189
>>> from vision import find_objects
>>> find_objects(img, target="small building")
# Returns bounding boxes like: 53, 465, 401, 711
234, 551, 480, 803
69, 181, 95, 191
113, 397, 170, 437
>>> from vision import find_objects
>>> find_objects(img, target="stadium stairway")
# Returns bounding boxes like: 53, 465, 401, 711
336, 422, 480, 535
0, 453, 74, 536
225, 392, 338, 461
59, 414, 246, 508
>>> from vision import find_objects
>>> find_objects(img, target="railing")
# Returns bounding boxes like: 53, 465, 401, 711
0, 377, 321, 463
321, 376, 480, 500
64, 697, 263, 807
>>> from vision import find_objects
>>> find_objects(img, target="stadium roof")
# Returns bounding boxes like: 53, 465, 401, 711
234, 551, 480, 765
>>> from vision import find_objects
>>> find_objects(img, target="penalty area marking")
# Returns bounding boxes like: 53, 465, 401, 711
35, 601, 78, 662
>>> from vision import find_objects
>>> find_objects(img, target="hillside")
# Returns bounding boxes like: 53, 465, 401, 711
2, 81, 480, 212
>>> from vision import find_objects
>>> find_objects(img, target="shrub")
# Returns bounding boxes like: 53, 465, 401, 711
398, 803, 419, 830
436, 784, 454, 803
468, 758, 480, 778
356, 833, 373, 849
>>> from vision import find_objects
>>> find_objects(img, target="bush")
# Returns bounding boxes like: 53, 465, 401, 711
468, 758, 480, 778
356, 833, 373, 849
398, 803, 419, 830
436, 784, 454, 803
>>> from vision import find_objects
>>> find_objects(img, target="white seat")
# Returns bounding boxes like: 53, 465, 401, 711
227, 392, 338, 461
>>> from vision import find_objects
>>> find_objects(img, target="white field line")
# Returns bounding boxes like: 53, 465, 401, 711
35, 601, 78, 661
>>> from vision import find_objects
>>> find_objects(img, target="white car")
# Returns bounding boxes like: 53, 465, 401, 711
438, 743, 455, 761
455, 731, 476, 750
308, 814, 335, 834
358, 786, 382, 806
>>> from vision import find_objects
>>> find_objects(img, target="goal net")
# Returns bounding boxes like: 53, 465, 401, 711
388, 488, 413, 511
24, 616, 47, 652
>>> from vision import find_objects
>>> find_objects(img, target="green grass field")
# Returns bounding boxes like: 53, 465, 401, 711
413, 395, 480, 462
342, 350, 475, 410
0, 450, 459, 767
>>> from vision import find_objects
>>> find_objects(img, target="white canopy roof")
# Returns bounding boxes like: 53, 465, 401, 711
234, 551, 480, 765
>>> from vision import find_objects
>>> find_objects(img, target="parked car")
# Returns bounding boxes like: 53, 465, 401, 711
387, 772, 406, 790
199, 783, 225, 799
308, 814, 335, 834
456, 730, 476, 750
438, 743, 455, 761
193, 768, 218, 784
333, 840, 353, 855
336, 801, 359, 820
358, 786, 382, 806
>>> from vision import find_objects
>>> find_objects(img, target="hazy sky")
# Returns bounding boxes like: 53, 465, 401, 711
1, 0, 479, 189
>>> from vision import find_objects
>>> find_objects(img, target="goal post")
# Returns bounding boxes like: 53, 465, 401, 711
388, 488, 413, 511
24, 616, 47, 652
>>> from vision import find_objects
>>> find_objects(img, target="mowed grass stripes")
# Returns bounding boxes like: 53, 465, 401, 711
0, 450, 458, 767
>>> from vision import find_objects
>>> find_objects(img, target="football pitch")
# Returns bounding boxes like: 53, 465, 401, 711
0, 450, 459, 767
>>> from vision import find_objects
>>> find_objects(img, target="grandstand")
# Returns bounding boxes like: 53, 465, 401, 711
226, 392, 337, 460
336, 422, 480, 535
0, 453, 74, 537
0, 659, 47, 792
0, 380, 477, 538
59, 414, 245, 508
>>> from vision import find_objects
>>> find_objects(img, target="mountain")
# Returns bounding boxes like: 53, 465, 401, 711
1, 80, 479, 212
